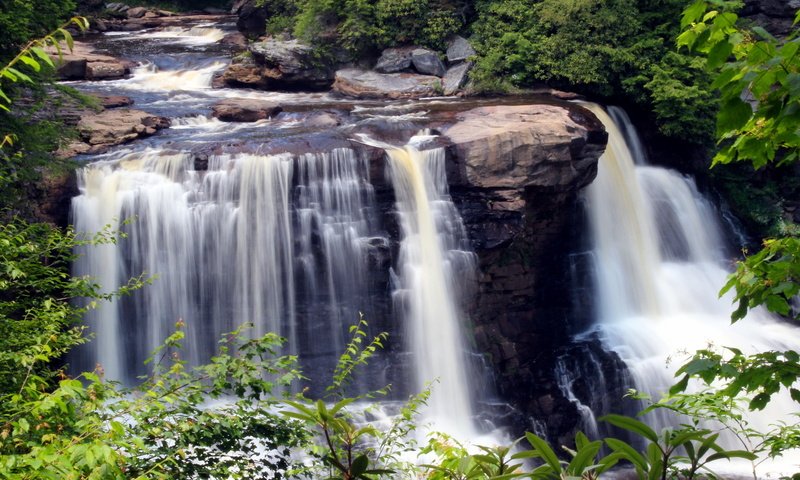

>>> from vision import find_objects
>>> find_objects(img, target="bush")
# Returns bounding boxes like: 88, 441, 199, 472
470, 0, 718, 144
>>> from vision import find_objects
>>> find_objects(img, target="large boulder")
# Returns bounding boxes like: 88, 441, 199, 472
49, 42, 132, 80
77, 109, 169, 147
218, 55, 270, 89
442, 62, 471, 95
126, 6, 148, 18
374, 47, 415, 73
446, 35, 476, 64
232, 0, 268, 37
411, 48, 446, 77
211, 98, 283, 122
332, 69, 441, 99
248, 39, 334, 89
444, 105, 605, 191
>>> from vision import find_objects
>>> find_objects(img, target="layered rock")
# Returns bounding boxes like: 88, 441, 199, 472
219, 39, 335, 90
332, 69, 441, 99
211, 98, 283, 122
49, 42, 134, 81
441, 104, 608, 440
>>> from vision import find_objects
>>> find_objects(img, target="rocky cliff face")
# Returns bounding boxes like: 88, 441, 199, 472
436, 104, 610, 439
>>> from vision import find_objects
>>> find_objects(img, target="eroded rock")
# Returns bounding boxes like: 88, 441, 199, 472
444, 105, 604, 190
443, 62, 471, 95
211, 98, 283, 122
446, 35, 476, 64
77, 109, 169, 147
332, 69, 440, 99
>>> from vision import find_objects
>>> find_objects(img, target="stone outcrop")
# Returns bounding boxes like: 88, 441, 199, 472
48, 42, 134, 81
73, 109, 169, 150
374, 47, 415, 73
219, 39, 335, 90
332, 69, 441, 99
231, 0, 268, 37
443, 62, 472, 96
411, 48, 446, 77
446, 35, 476, 64
441, 103, 608, 440
444, 105, 603, 191
211, 98, 283, 122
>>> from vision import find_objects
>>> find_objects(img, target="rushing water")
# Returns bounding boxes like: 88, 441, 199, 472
582, 103, 800, 474
69, 21, 482, 437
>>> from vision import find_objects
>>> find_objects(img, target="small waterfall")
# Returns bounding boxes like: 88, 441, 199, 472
582, 103, 800, 462
71, 137, 479, 436
383, 138, 478, 437
118, 61, 225, 91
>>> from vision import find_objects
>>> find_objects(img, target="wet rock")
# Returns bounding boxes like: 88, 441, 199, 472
94, 94, 134, 108
232, 0, 268, 37
49, 42, 132, 81
211, 98, 283, 122
332, 68, 440, 99
221, 32, 248, 51
86, 61, 127, 80
126, 6, 147, 18
443, 62, 471, 95
219, 56, 270, 89
249, 38, 334, 89
444, 104, 604, 190
374, 46, 414, 73
106, 2, 129, 13
411, 48, 445, 77
446, 35, 476, 64
93, 18, 108, 32
77, 109, 169, 147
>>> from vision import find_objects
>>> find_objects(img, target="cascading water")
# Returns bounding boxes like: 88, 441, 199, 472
581, 103, 800, 472
69, 21, 481, 433
383, 137, 478, 437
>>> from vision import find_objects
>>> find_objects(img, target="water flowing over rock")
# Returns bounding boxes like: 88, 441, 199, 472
59, 20, 618, 448
332, 69, 441, 99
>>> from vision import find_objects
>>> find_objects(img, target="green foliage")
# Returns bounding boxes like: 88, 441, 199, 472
0, 322, 307, 479
257, 0, 467, 57
679, 0, 800, 169
673, 4, 800, 443
281, 319, 425, 479
0, 0, 77, 64
0, 219, 147, 398
601, 413, 756, 480
470, 0, 717, 143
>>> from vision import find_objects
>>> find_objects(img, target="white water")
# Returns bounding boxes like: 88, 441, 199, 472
382, 137, 477, 438
583, 103, 800, 475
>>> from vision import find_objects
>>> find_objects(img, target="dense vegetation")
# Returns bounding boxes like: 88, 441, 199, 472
0, 0, 798, 478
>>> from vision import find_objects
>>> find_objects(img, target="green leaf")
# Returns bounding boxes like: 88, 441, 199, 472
764, 295, 790, 315
19, 55, 41, 72
600, 414, 659, 443
717, 96, 752, 134
30, 47, 54, 67
525, 432, 562, 472
605, 438, 648, 473
351, 454, 369, 477
707, 40, 733, 69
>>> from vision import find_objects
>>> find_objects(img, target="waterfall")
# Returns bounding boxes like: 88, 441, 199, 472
384, 139, 477, 437
582, 103, 800, 465
71, 135, 479, 434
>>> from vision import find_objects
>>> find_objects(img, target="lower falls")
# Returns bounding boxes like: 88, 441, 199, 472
64, 21, 800, 473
